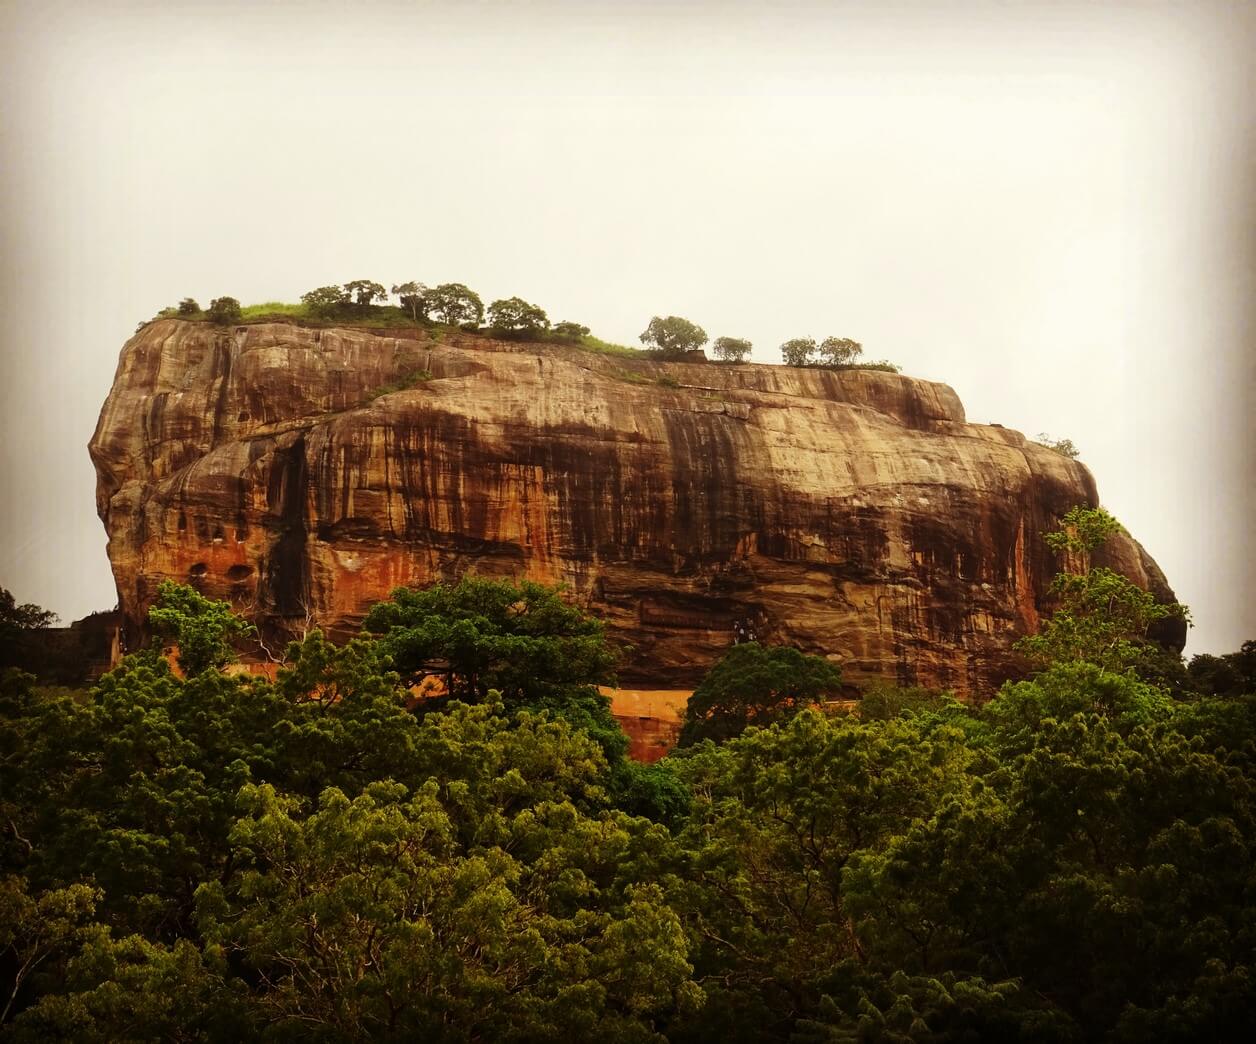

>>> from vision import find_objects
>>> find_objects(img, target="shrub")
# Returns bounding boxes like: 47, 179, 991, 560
206, 297, 241, 324
176, 298, 200, 316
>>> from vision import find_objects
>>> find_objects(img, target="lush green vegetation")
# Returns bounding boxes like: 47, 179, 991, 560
148, 281, 908, 370
5, 515, 1250, 1040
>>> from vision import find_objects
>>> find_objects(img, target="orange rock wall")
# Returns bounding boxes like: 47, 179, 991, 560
91, 320, 1183, 698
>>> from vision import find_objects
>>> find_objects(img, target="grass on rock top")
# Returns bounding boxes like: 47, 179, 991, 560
155, 301, 649, 356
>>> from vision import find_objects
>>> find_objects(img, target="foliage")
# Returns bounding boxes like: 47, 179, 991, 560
1016, 507, 1190, 672
343, 279, 387, 309
711, 336, 752, 363
1187, 640, 1256, 698
781, 336, 865, 368
487, 296, 550, 337
677, 642, 843, 746
300, 284, 350, 318
639, 315, 708, 358
656, 373, 681, 388
551, 320, 591, 342
780, 336, 817, 366
146, 579, 256, 677
1033, 433, 1081, 459
6, 568, 1256, 1040
816, 336, 863, 366
205, 296, 241, 324
390, 280, 428, 321
425, 282, 484, 326
362, 577, 617, 704
0, 588, 57, 673
176, 297, 200, 316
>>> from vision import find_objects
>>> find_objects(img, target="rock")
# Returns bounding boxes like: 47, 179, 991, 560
90, 319, 1183, 698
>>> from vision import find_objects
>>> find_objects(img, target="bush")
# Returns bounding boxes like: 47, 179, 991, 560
176, 298, 200, 316
206, 297, 241, 324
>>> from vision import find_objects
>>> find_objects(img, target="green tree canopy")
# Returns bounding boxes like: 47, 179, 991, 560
816, 336, 862, 366
301, 284, 350, 318
1016, 506, 1190, 672
390, 280, 428, 321
487, 296, 550, 337
639, 315, 708, 358
551, 320, 590, 342
780, 336, 817, 366
146, 580, 255, 677
342, 279, 387, 309
678, 642, 843, 747
175, 297, 200, 316
205, 296, 241, 324
711, 336, 752, 363
425, 283, 484, 326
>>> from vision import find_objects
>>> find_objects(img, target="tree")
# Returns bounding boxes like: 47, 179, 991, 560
551, 320, 590, 342
1015, 506, 1190, 672
391, 281, 428, 321
711, 336, 752, 363
205, 297, 241, 324
361, 577, 627, 762
362, 577, 617, 706
342, 279, 387, 310
639, 315, 708, 358
780, 337, 817, 366
300, 285, 350, 318
816, 336, 862, 367
146, 581, 255, 677
176, 298, 200, 316
487, 296, 550, 338
1033, 433, 1081, 459
678, 642, 844, 746
0, 589, 56, 672
425, 283, 484, 326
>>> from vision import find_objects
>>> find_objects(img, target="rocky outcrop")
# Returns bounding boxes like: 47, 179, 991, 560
91, 319, 1182, 697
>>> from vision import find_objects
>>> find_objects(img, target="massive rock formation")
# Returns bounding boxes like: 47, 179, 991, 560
91, 319, 1182, 697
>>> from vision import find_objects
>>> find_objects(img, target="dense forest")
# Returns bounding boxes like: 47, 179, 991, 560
2, 509, 1253, 1042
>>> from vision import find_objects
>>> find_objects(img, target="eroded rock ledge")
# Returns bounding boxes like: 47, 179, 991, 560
91, 319, 1182, 697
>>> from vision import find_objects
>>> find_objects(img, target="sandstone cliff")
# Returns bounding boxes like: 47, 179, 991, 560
91, 319, 1182, 697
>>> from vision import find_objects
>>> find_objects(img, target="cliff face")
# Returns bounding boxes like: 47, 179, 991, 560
91, 319, 1182, 696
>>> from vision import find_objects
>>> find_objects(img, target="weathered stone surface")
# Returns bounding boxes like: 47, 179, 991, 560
91, 319, 1182, 697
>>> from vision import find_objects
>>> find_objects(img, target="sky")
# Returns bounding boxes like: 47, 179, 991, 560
1, 0, 1252, 656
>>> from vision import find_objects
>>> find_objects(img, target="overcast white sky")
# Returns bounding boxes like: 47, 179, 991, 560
1, 0, 1252, 655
